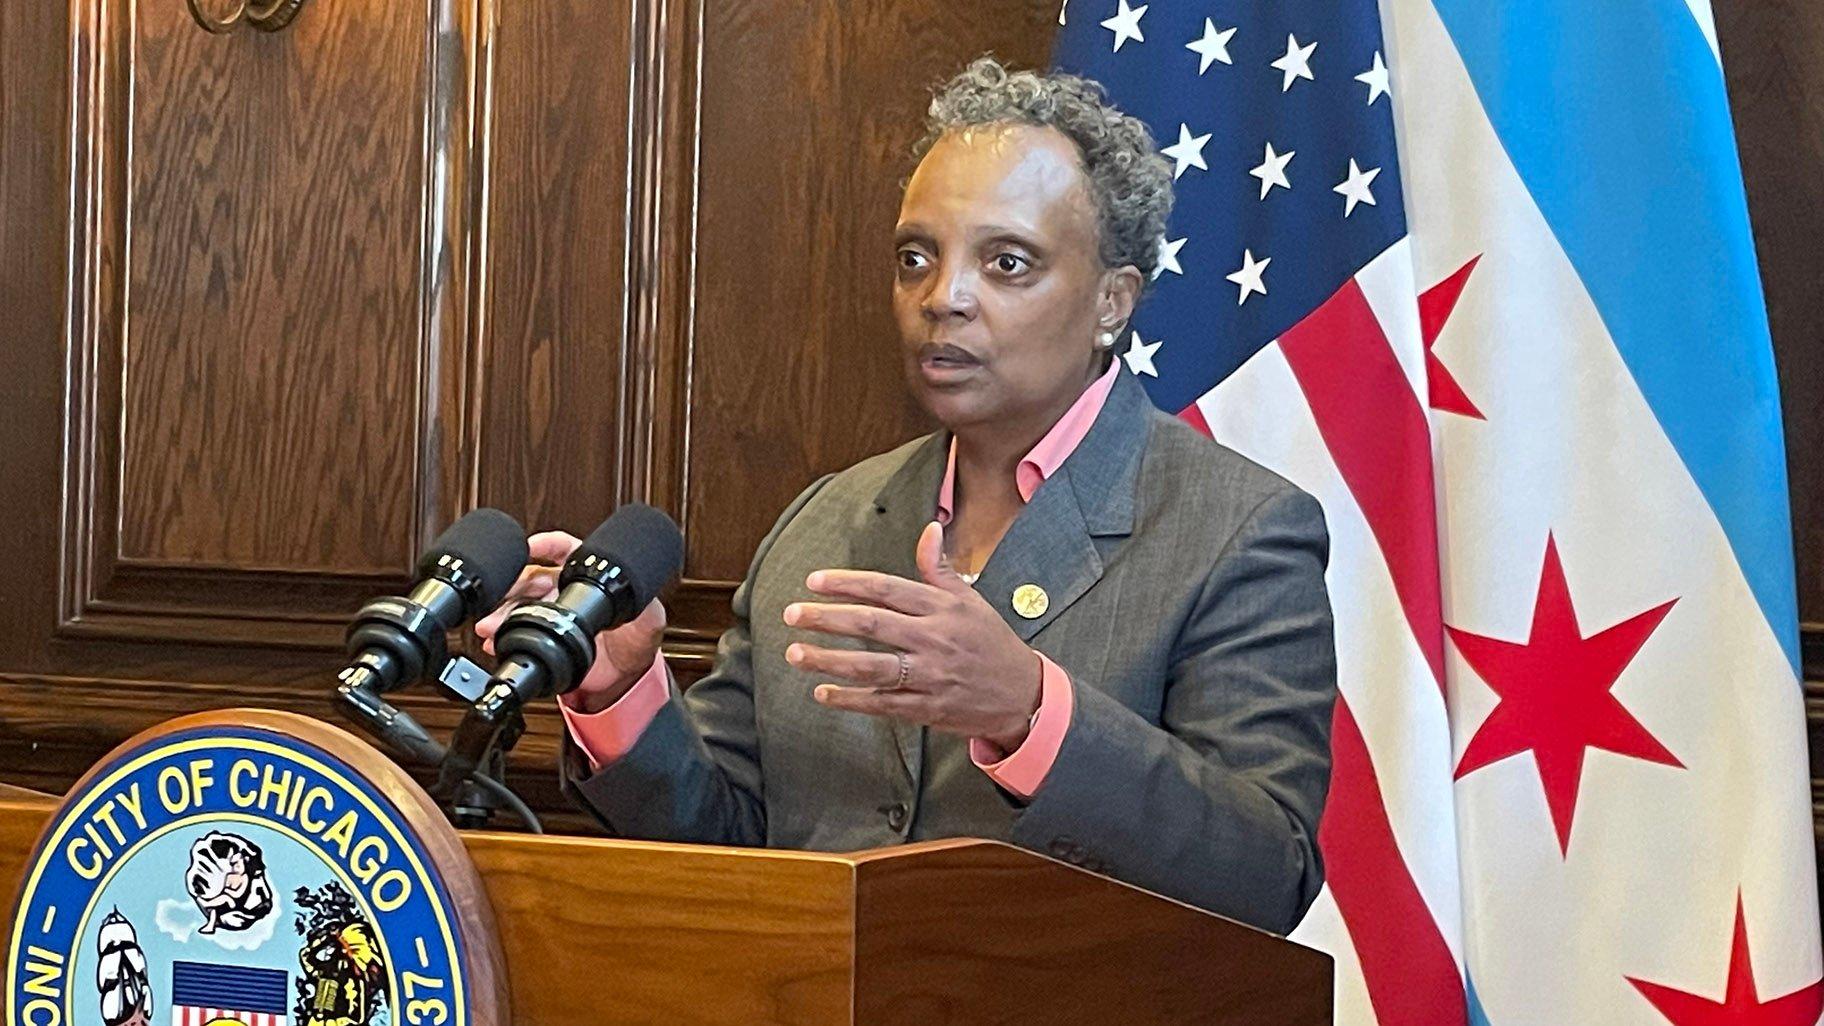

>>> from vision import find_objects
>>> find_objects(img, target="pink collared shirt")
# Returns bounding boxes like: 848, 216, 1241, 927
561, 362, 1121, 801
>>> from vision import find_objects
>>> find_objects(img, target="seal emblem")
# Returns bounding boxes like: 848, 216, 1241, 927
293, 882, 388, 1026
184, 833, 275, 935
94, 910, 151, 1026
5, 710, 505, 1026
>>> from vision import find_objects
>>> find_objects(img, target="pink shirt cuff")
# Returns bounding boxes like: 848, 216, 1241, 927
558, 651, 670, 772
970, 653, 1075, 799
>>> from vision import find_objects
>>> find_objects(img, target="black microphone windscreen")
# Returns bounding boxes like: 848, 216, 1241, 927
418, 508, 530, 612
578, 503, 684, 609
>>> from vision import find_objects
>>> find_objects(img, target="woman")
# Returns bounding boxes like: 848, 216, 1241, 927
479, 58, 1337, 934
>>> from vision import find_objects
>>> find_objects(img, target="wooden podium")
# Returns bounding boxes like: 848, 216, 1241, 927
0, 722, 1331, 1026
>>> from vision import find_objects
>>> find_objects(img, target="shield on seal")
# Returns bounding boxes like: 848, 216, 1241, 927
169, 960, 289, 1026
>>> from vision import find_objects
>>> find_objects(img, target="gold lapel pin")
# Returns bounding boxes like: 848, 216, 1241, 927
1012, 584, 1050, 619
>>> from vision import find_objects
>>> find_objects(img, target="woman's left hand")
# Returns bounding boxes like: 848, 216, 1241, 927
785, 521, 1043, 752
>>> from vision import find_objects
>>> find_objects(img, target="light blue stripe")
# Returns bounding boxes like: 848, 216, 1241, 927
1430, 0, 1800, 672
1468, 974, 1493, 1026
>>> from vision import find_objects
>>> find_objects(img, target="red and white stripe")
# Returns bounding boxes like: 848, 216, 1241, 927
1190, 240, 1468, 1026
172, 1007, 285, 1026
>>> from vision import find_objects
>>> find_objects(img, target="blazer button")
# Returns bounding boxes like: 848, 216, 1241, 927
885, 802, 909, 832
1047, 837, 1074, 859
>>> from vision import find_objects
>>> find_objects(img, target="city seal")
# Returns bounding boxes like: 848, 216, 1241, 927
5, 710, 505, 1026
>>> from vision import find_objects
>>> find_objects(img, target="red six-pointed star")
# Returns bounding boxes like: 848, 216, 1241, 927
1628, 894, 1824, 1026
1449, 533, 1682, 855
1420, 254, 1486, 419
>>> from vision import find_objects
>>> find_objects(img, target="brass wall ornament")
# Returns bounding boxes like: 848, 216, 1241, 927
186, 0, 309, 34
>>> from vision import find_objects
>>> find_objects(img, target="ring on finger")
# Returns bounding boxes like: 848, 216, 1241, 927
893, 652, 911, 690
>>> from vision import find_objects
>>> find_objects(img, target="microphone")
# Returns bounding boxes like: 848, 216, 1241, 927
438, 504, 682, 791
336, 507, 530, 698
337, 508, 529, 768
487, 503, 683, 704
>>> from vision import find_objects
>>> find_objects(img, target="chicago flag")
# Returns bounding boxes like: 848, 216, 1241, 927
1055, 0, 1824, 1023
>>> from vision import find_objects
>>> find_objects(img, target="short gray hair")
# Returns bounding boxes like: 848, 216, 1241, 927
916, 56, 1174, 279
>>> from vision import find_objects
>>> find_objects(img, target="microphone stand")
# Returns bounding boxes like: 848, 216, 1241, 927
435, 657, 544, 804
336, 675, 542, 833
447, 720, 523, 830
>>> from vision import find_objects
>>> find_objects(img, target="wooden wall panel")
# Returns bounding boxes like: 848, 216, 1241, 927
1714, 0, 1824, 885
476, 0, 633, 532
51, 0, 496, 651
1717, 0, 1824, 635
681, 0, 1060, 582
0, 0, 1068, 828
118, 0, 424, 573
0, 0, 79, 678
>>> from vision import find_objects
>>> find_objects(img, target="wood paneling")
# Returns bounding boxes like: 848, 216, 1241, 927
468, 832, 857, 1025
118, 0, 423, 572
0, 670, 603, 836
682, 0, 1059, 581
0, 0, 1061, 830
0, 0, 83, 678
53, 0, 496, 650
476, 0, 632, 531
851, 842, 1332, 1025
1714, 0, 1824, 900
1717, 0, 1824, 632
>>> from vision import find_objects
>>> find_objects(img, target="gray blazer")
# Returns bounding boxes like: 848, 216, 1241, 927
563, 369, 1337, 933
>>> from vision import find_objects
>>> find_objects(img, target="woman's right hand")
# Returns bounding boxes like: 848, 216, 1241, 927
474, 529, 668, 714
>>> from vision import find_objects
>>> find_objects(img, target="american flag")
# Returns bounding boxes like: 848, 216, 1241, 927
1057, 0, 1823, 1024
168, 961, 289, 1026
1056, 0, 1463, 1021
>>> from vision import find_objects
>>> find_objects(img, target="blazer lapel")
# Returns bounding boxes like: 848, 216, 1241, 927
856, 432, 949, 788
975, 369, 1148, 642
843, 371, 1151, 784
972, 475, 1100, 643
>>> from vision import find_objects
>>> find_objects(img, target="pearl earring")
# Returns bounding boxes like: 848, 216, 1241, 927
1098, 331, 1117, 349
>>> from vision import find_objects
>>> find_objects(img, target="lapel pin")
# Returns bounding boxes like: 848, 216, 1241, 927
1012, 584, 1049, 619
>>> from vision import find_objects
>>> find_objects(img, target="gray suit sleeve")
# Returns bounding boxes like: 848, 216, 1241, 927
562, 475, 836, 845
1008, 488, 1337, 934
